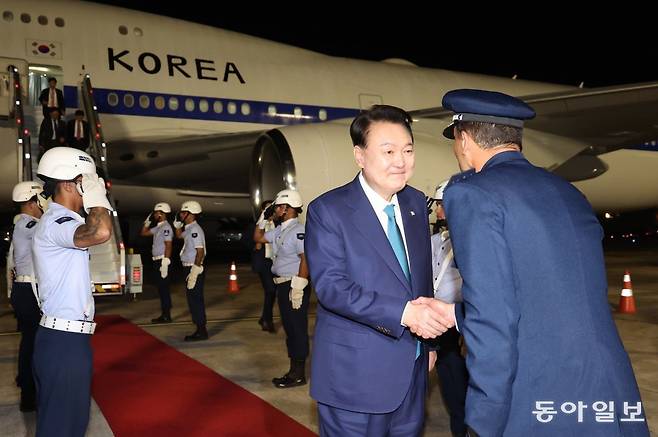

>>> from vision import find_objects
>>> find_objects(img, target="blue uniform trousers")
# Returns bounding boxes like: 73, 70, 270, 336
154, 260, 172, 312
436, 327, 468, 436
258, 258, 277, 323
275, 281, 310, 359
184, 266, 206, 327
33, 326, 92, 437
318, 352, 426, 436
10, 282, 40, 404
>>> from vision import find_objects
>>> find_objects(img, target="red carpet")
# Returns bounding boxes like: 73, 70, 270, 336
91, 315, 316, 437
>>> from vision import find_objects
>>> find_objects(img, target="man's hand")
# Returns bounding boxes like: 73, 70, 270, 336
429, 350, 437, 372
402, 301, 449, 339
412, 297, 456, 337
160, 257, 171, 279
186, 264, 203, 289
289, 276, 308, 310
80, 173, 112, 213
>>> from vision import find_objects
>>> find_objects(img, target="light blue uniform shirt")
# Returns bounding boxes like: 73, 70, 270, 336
12, 214, 39, 277
431, 230, 463, 303
265, 218, 304, 277
151, 221, 173, 258
33, 202, 94, 321
180, 221, 205, 265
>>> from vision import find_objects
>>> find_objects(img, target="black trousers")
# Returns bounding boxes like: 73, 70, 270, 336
10, 282, 40, 403
153, 260, 172, 312
257, 258, 277, 323
33, 327, 92, 437
436, 327, 469, 436
275, 281, 310, 360
184, 266, 206, 327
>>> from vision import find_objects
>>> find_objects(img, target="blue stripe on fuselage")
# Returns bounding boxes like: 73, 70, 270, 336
64, 85, 360, 125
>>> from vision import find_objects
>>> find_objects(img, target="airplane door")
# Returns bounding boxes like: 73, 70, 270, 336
359, 93, 383, 109
0, 57, 27, 118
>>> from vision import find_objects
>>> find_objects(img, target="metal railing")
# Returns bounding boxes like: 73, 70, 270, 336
8, 65, 33, 181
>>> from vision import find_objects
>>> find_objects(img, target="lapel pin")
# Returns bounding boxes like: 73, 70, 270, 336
410, 210, 415, 216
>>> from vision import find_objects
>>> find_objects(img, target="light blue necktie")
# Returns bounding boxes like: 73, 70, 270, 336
384, 204, 421, 360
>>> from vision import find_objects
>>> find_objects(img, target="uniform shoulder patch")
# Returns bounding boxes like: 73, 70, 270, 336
26, 220, 37, 229
297, 233, 305, 240
192, 233, 198, 238
164, 229, 170, 236
55, 216, 75, 224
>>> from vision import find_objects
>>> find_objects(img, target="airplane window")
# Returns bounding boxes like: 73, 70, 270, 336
154, 96, 165, 110
267, 105, 277, 116
20, 13, 31, 23
147, 150, 158, 158
185, 98, 195, 112
119, 153, 134, 161
139, 95, 150, 109
294, 107, 303, 118
55, 17, 65, 27
199, 99, 209, 113
134, 27, 143, 37
319, 109, 328, 121
118, 25, 128, 35
241, 103, 251, 115
107, 93, 119, 107
3, 11, 14, 22
213, 101, 223, 113
38, 15, 47, 25
168, 97, 179, 111
227, 102, 237, 114
123, 93, 135, 108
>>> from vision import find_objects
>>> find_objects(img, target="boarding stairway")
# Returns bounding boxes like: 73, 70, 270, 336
5, 65, 126, 295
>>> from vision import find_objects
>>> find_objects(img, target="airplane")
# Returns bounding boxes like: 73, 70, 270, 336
1, 0, 658, 243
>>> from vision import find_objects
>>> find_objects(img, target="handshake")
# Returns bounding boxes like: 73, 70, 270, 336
402, 297, 456, 339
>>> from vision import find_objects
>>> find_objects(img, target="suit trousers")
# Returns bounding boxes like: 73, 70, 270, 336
275, 281, 310, 359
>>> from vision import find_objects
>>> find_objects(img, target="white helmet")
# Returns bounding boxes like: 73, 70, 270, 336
434, 180, 449, 201
181, 200, 202, 214
37, 147, 96, 181
153, 202, 171, 213
274, 189, 303, 208
12, 181, 43, 202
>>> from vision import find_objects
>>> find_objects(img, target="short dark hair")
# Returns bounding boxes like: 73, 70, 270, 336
47, 77, 57, 83
350, 105, 413, 148
75, 109, 84, 116
455, 121, 523, 150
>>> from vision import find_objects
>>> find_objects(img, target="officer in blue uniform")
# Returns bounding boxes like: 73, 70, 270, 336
174, 201, 207, 341
32, 147, 113, 437
427, 89, 649, 436
141, 202, 174, 323
254, 189, 310, 388
8, 181, 46, 412
428, 180, 468, 437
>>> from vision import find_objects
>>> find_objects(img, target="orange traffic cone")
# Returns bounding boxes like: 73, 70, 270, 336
227, 261, 240, 294
618, 270, 637, 314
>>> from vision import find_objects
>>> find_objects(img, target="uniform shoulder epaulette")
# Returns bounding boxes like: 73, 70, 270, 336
55, 216, 75, 224
26, 220, 37, 229
448, 169, 476, 187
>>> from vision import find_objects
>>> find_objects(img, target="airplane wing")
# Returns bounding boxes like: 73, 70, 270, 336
410, 81, 658, 180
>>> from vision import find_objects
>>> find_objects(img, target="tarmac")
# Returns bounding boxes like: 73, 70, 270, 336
0, 248, 655, 436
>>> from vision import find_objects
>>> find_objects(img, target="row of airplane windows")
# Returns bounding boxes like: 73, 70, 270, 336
2, 10, 66, 27
105, 92, 329, 120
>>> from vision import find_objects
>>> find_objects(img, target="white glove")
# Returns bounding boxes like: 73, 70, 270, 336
143, 213, 152, 228
80, 173, 113, 213
256, 210, 267, 229
289, 276, 308, 310
186, 264, 204, 289
160, 257, 171, 279
173, 218, 184, 229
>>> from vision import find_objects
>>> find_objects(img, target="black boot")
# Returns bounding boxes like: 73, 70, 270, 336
184, 324, 208, 341
152, 311, 172, 324
260, 319, 276, 333
272, 359, 306, 388
19, 391, 36, 412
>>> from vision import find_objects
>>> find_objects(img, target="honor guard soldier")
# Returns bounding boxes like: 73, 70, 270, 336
32, 147, 113, 437
141, 202, 174, 323
174, 201, 207, 341
254, 189, 310, 388
8, 181, 46, 412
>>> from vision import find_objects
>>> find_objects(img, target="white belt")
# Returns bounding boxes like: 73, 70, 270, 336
152, 255, 164, 261
182, 262, 194, 267
39, 314, 96, 335
15, 275, 35, 283
273, 276, 292, 284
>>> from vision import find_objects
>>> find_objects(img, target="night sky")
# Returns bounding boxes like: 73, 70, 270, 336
86, 1, 656, 88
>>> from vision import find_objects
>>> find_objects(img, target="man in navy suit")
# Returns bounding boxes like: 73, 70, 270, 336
39, 77, 66, 118
305, 105, 455, 436
418, 89, 649, 436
